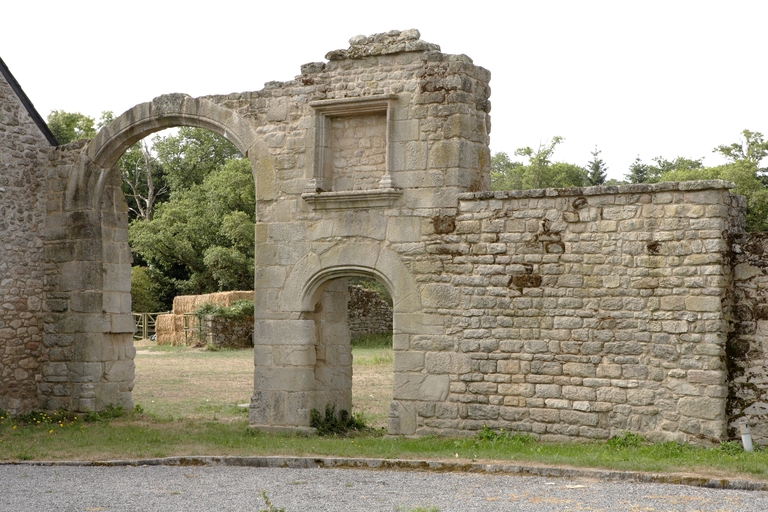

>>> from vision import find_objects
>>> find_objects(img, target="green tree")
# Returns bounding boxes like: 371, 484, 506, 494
491, 152, 525, 190
625, 156, 650, 184
714, 129, 768, 171
129, 157, 255, 296
119, 139, 168, 221
46, 110, 96, 144
130, 266, 164, 313
586, 147, 608, 186
658, 130, 768, 231
627, 155, 705, 184
491, 137, 587, 191
153, 127, 241, 193
652, 156, 704, 177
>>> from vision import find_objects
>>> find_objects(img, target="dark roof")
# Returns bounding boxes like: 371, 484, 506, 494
0, 56, 58, 146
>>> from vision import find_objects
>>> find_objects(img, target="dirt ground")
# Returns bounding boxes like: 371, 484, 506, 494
133, 340, 393, 429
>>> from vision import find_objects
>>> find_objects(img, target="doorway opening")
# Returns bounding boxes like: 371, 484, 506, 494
306, 273, 394, 431
121, 126, 255, 422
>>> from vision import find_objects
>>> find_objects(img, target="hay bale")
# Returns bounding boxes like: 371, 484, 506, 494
155, 314, 176, 345
210, 291, 254, 307
172, 291, 253, 315
172, 295, 197, 315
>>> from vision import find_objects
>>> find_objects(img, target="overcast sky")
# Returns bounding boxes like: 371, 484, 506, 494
2, 1, 765, 181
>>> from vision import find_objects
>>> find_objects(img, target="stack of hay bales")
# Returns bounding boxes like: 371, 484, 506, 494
155, 291, 253, 346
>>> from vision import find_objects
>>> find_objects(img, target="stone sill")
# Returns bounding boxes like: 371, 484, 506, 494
302, 189, 403, 211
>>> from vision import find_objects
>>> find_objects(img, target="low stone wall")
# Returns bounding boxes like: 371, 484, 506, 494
347, 285, 393, 338
203, 315, 254, 349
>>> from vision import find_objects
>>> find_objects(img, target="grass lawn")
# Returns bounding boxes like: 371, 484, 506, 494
1, 335, 767, 483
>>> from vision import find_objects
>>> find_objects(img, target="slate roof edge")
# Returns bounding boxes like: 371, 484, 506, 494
0, 56, 58, 146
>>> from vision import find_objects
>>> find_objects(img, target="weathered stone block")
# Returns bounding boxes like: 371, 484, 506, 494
420, 284, 460, 308
678, 396, 724, 420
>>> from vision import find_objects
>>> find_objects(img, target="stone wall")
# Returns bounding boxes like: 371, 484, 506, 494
347, 285, 393, 338
3, 29, 768, 445
396, 182, 739, 443
203, 315, 254, 349
727, 231, 768, 444
0, 70, 51, 413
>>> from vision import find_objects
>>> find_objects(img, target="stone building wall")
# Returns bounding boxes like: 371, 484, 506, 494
347, 285, 393, 338
0, 70, 51, 413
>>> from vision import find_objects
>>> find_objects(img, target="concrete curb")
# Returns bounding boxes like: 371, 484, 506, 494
3, 456, 767, 492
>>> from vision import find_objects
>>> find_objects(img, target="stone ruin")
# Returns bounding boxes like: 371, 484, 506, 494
1, 30, 768, 444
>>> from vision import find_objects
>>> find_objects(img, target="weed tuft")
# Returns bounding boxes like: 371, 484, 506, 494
606, 431, 646, 449
258, 490, 285, 512
475, 424, 535, 445
310, 404, 369, 436
84, 404, 124, 423
717, 440, 744, 455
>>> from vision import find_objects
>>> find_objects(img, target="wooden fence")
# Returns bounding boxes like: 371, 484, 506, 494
132, 312, 167, 341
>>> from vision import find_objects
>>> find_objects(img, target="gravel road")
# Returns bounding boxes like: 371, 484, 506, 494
2, 464, 768, 511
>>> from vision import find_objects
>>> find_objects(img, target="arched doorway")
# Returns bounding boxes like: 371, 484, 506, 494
256, 242, 422, 434
43, 94, 269, 413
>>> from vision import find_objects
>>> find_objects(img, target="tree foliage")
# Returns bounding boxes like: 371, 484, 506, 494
714, 129, 768, 170
587, 147, 608, 186
129, 157, 255, 297
153, 127, 242, 193
491, 137, 588, 191
130, 266, 164, 313
46, 110, 96, 144
625, 156, 704, 184
119, 140, 168, 221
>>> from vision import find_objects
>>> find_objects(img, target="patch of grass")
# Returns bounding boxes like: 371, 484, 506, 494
351, 332, 392, 349
353, 346, 393, 366
1, 416, 767, 479
606, 431, 646, 449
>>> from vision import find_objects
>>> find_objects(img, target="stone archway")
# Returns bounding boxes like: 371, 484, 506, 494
41, 95, 268, 413
67, 94, 267, 211
250, 241, 424, 434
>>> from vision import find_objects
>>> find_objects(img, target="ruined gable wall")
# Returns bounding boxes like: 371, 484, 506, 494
0, 73, 51, 412
400, 182, 736, 443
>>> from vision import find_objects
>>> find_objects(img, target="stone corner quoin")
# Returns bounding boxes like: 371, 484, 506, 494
0, 28, 766, 445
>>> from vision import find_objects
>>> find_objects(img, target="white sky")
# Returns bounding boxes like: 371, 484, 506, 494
2, 0, 765, 181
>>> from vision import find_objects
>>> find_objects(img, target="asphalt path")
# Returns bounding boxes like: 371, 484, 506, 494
2, 464, 768, 511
